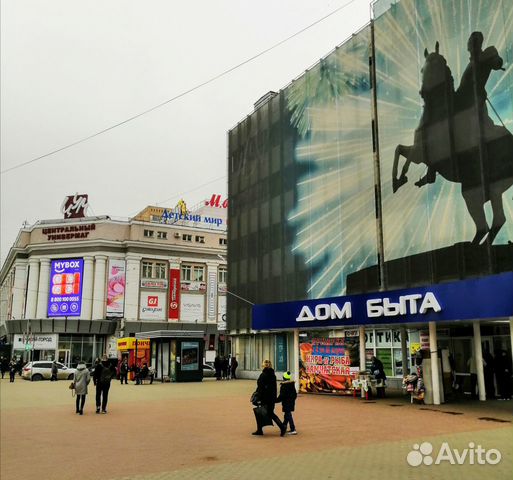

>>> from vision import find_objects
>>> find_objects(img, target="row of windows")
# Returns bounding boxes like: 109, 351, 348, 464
141, 260, 227, 283
143, 229, 226, 245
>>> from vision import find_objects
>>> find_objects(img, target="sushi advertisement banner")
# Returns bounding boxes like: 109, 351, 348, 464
106, 259, 126, 317
300, 337, 358, 395
47, 258, 84, 317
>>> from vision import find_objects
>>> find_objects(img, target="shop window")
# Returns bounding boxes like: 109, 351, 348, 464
218, 267, 227, 284
143, 229, 154, 238
157, 231, 167, 239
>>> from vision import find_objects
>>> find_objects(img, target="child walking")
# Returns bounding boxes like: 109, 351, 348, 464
276, 371, 298, 435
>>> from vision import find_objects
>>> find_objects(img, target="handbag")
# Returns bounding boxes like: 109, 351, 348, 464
69, 382, 76, 397
250, 390, 261, 406
253, 405, 273, 427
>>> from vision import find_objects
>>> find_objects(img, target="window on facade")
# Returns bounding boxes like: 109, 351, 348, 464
157, 231, 167, 239
218, 267, 227, 284
142, 260, 167, 279
155, 263, 167, 279
181, 265, 192, 281
182, 234, 192, 242
142, 261, 153, 278
219, 238, 227, 245
195, 235, 205, 244
143, 229, 154, 238
193, 266, 204, 282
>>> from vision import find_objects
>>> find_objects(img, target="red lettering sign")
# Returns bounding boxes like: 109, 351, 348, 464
61, 194, 89, 219
205, 194, 228, 209
148, 296, 158, 307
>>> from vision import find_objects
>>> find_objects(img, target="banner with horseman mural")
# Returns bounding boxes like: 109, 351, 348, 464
374, 0, 513, 286
228, 0, 513, 331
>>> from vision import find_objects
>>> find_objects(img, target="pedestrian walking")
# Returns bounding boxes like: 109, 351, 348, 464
252, 360, 286, 436
93, 355, 116, 414
371, 356, 386, 398
73, 360, 91, 415
0, 356, 7, 379
214, 356, 222, 381
482, 348, 496, 399
231, 356, 238, 380
276, 371, 298, 435
222, 356, 229, 380
495, 350, 512, 400
119, 358, 129, 385
51, 361, 58, 381
9, 358, 17, 383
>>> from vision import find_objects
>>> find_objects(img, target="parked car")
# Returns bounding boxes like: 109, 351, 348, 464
203, 364, 216, 378
22, 361, 76, 381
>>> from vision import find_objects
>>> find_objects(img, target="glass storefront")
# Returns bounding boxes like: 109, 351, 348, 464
58, 335, 105, 367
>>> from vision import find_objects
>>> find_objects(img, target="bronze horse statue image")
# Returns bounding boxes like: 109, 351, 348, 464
392, 34, 513, 245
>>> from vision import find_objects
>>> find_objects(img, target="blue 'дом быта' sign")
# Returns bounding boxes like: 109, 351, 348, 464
252, 272, 513, 330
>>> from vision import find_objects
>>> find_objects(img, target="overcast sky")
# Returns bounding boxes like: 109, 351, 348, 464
0, 0, 371, 264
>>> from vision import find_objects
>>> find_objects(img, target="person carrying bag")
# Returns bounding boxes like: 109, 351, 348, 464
251, 360, 286, 436
73, 360, 91, 415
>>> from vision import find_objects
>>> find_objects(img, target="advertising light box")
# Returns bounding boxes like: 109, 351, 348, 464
139, 291, 167, 320
47, 259, 84, 317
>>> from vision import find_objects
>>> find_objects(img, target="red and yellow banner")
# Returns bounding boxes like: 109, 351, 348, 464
299, 337, 357, 394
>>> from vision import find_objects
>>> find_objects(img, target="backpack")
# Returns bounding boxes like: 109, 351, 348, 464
99, 364, 113, 384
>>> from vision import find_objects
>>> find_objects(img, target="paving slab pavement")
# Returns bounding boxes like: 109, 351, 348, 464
1, 377, 511, 480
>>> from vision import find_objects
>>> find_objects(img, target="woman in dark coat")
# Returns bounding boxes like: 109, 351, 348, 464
252, 360, 286, 436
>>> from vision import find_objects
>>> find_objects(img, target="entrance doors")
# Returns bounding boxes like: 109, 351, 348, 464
451, 336, 497, 398
57, 349, 71, 366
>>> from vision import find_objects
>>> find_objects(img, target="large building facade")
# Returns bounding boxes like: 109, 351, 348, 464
0, 198, 228, 368
227, 0, 513, 398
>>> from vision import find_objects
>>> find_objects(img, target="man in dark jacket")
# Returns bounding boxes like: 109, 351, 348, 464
371, 356, 387, 398
253, 360, 286, 436
119, 359, 129, 385
50, 361, 58, 381
222, 356, 229, 380
231, 356, 238, 380
276, 371, 298, 435
93, 355, 116, 413
214, 356, 222, 381
495, 350, 512, 400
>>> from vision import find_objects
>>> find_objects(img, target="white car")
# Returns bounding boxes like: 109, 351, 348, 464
22, 361, 76, 381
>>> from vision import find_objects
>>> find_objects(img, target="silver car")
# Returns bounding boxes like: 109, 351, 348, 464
22, 361, 76, 381
203, 364, 216, 378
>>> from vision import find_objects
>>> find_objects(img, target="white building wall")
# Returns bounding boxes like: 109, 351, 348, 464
11, 260, 28, 320
124, 255, 141, 321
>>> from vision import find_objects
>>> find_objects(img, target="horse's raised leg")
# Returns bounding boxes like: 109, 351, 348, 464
392, 145, 412, 193
461, 189, 489, 245
487, 189, 506, 244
